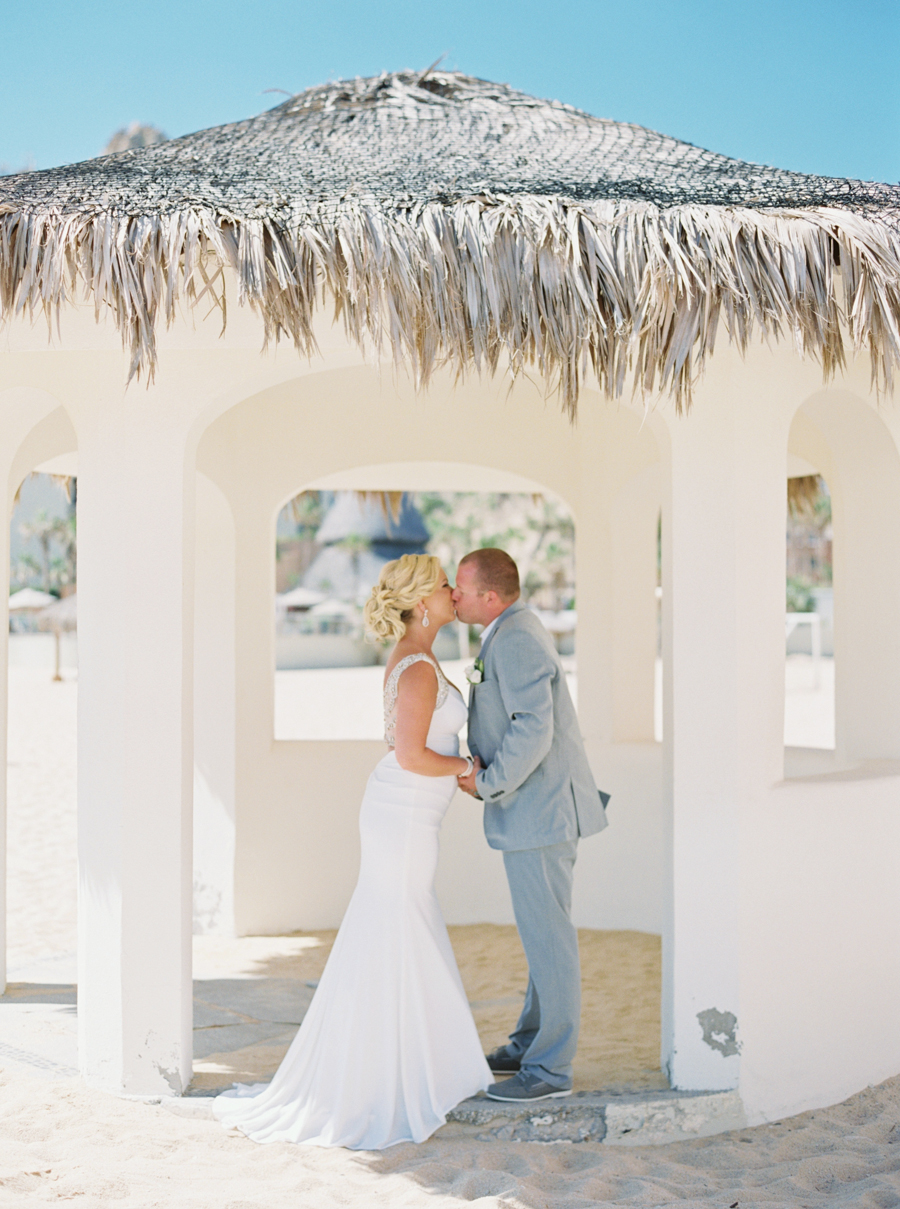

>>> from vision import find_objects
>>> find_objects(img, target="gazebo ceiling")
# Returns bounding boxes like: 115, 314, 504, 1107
1, 70, 899, 410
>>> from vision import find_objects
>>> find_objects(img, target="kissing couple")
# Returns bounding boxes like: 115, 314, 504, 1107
215, 548, 608, 1149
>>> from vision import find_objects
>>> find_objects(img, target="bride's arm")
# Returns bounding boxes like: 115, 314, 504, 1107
393, 661, 470, 778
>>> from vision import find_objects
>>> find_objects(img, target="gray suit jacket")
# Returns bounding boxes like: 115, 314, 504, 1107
467, 599, 609, 851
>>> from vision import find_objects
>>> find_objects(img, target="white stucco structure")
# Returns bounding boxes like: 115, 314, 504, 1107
1, 279, 898, 1121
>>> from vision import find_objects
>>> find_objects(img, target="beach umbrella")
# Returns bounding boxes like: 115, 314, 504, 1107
276, 586, 327, 611
37, 593, 77, 682
308, 599, 359, 618
9, 588, 57, 611
0, 72, 897, 415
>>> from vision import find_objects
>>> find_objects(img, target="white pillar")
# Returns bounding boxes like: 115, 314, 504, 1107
825, 403, 900, 762
611, 465, 662, 742
193, 472, 236, 935
75, 404, 195, 1095
575, 504, 613, 744
0, 485, 8, 993
661, 390, 789, 1091
575, 405, 664, 748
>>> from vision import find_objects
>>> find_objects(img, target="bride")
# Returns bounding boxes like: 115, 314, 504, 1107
213, 554, 490, 1148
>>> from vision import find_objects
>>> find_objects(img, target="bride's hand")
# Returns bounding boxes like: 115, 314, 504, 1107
457, 756, 482, 798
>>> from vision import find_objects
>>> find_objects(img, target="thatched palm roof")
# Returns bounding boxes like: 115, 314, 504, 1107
2, 71, 898, 410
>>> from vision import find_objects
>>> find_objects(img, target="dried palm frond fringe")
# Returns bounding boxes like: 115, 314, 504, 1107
1, 195, 899, 415
11, 471, 75, 507
787, 475, 824, 519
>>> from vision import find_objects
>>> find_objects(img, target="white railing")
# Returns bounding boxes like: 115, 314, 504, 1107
785, 612, 822, 687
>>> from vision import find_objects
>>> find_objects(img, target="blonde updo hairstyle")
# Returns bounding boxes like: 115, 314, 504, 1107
364, 554, 443, 643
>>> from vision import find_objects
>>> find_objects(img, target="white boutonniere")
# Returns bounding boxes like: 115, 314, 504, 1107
465, 657, 485, 685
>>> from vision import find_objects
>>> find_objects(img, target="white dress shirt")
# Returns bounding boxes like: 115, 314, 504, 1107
479, 605, 515, 649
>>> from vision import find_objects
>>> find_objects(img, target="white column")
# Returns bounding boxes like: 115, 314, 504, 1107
0, 485, 8, 993
575, 405, 664, 748
662, 391, 789, 1091
825, 403, 900, 762
575, 505, 613, 744
192, 472, 236, 935
75, 403, 195, 1094
611, 465, 662, 742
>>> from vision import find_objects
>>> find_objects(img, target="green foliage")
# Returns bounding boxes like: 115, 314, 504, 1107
786, 577, 816, 613
286, 491, 324, 538
786, 475, 832, 588
417, 492, 575, 609
14, 510, 76, 594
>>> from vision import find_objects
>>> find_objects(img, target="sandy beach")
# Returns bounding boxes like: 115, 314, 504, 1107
187, 926, 666, 1097
4, 661, 899, 1207
2, 1064, 899, 1207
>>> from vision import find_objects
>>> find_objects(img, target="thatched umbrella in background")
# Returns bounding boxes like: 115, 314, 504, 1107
9, 587, 56, 613
9, 587, 57, 638
276, 585, 327, 613
0, 71, 898, 413
36, 593, 76, 682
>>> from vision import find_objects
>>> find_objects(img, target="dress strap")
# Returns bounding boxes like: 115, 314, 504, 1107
383, 653, 449, 746
385, 652, 439, 692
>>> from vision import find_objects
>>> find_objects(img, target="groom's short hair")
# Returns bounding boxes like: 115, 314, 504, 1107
459, 548, 520, 601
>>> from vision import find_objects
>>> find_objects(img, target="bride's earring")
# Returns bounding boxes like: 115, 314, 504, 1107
421, 607, 430, 628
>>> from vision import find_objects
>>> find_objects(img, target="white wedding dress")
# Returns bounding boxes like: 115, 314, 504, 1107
213, 653, 490, 1149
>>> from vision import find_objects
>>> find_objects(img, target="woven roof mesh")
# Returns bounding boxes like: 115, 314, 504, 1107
2, 71, 899, 409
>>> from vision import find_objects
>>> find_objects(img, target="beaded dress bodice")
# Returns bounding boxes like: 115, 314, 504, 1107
383, 653, 460, 748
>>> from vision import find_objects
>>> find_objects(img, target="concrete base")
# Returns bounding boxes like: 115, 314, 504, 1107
443, 1088, 746, 1145
602, 1088, 746, 1145
163, 1087, 747, 1146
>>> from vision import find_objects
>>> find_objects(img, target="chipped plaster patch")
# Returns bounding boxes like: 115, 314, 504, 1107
697, 1008, 741, 1057
141, 1030, 185, 1096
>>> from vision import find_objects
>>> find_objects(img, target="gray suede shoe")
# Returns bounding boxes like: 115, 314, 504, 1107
485, 1046, 521, 1074
485, 1071, 573, 1102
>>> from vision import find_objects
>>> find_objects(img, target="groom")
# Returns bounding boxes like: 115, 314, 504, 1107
453, 548, 608, 1103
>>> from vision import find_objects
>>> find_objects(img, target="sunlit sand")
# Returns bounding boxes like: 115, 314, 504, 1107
5, 658, 897, 1208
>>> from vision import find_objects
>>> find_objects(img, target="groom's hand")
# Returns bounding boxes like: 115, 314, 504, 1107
457, 756, 483, 798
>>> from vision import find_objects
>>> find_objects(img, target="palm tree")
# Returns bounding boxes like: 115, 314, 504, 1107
18, 511, 59, 593
50, 512, 77, 590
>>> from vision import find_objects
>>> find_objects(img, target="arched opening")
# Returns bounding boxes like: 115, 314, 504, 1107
785, 469, 834, 751
7, 468, 78, 982
272, 483, 576, 742
786, 392, 900, 774
2, 403, 78, 1076
190, 366, 669, 1097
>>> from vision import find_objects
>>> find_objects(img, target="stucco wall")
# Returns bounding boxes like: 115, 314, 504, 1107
195, 362, 666, 937
3, 296, 899, 1114
739, 767, 900, 1123
189, 339, 900, 1121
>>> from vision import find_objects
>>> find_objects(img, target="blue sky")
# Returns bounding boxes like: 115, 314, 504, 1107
3, 0, 898, 182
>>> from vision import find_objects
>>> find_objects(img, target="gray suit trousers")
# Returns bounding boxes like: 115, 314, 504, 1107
502, 839, 580, 1087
